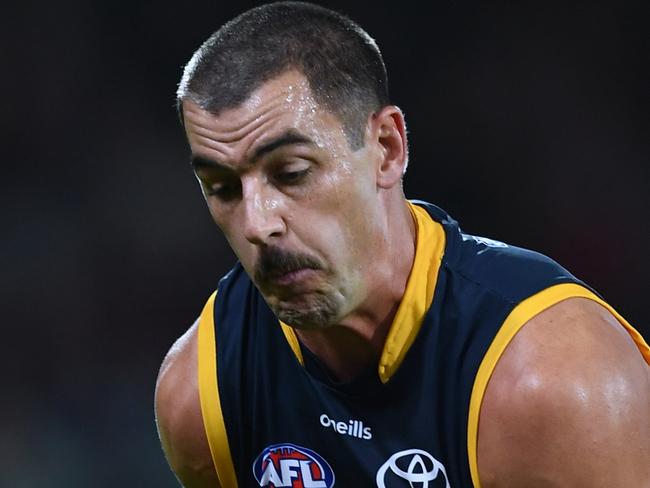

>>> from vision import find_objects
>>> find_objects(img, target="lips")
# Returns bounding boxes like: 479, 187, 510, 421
269, 267, 318, 286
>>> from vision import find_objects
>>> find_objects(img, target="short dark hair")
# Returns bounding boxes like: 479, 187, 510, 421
177, 1, 390, 149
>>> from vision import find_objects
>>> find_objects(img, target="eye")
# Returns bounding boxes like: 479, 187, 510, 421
274, 166, 311, 185
204, 181, 240, 201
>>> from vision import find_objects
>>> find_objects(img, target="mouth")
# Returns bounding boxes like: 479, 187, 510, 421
254, 246, 323, 293
267, 267, 319, 287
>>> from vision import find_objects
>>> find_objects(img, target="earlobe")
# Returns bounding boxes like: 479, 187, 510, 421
372, 106, 409, 189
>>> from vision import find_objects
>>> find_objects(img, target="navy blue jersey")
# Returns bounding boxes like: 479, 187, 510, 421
196, 201, 650, 487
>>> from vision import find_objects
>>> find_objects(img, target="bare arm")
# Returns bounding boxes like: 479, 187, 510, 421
478, 297, 650, 487
155, 321, 221, 488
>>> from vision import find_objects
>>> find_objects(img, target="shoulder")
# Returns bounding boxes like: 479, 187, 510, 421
478, 297, 650, 487
419, 201, 581, 302
414, 201, 576, 300
155, 320, 220, 487
455, 232, 579, 302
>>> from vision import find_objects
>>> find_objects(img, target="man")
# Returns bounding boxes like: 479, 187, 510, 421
155, 2, 650, 487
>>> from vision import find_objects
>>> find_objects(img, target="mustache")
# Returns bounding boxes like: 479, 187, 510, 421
254, 246, 322, 283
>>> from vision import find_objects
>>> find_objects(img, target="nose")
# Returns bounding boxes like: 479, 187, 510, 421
241, 181, 286, 245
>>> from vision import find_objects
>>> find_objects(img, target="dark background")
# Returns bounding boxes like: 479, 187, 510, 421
3, 1, 648, 486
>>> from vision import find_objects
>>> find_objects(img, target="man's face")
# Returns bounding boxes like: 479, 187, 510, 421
183, 71, 385, 329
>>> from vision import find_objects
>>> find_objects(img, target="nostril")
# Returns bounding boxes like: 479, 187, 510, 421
243, 210, 286, 245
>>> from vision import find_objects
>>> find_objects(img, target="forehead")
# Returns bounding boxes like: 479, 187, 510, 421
181, 71, 349, 163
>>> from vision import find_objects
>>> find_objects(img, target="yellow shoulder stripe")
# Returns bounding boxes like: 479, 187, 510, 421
197, 291, 238, 488
467, 282, 650, 487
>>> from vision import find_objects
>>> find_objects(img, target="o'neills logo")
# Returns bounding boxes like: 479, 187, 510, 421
320, 413, 372, 440
252, 443, 335, 487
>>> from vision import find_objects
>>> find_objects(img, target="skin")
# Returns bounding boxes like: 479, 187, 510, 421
478, 298, 650, 487
155, 70, 650, 487
155, 321, 218, 487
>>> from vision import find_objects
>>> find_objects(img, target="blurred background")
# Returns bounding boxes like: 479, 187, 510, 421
2, 1, 648, 486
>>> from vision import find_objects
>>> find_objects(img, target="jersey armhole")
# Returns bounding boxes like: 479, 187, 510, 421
197, 291, 239, 487
466, 282, 650, 487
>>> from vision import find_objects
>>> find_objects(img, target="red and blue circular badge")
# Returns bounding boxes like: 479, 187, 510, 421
253, 443, 335, 487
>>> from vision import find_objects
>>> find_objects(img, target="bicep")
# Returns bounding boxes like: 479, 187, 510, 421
155, 321, 221, 488
478, 298, 650, 487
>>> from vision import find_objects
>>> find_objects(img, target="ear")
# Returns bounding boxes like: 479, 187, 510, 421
368, 106, 408, 189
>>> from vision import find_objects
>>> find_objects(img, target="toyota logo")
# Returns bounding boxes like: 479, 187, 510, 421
376, 449, 451, 488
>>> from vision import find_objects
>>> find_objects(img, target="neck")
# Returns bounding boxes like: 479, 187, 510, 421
295, 197, 416, 382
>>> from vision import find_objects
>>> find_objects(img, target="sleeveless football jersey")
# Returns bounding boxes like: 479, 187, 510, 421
196, 201, 650, 487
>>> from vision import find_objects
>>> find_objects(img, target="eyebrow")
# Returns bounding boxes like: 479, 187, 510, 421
252, 129, 314, 160
190, 129, 315, 170
190, 155, 228, 171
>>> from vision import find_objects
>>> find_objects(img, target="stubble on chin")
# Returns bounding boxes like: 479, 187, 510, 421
271, 292, 341, 330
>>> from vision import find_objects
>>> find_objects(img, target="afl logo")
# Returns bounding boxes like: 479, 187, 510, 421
376, 449, 450, 488
252, 443, 335, 487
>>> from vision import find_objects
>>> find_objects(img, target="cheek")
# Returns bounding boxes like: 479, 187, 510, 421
299, 175, 376, 263
333, 182, 384, 265
208, 205, 253, 264
206, 205, 230, 240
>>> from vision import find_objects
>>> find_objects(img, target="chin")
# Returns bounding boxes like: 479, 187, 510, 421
273, 294, 341, 330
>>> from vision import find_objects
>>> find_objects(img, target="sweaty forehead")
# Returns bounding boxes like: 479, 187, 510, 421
181, 71, 349, 163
